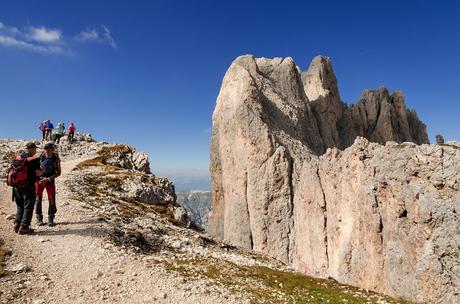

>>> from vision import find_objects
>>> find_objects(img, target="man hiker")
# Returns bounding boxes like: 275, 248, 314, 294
54, 123, 65, 144
35, 143, 61, 226
39, 121, 46, 142
44, 120, 54, 141
6, 142, 42, 235
68, 122, 76, 144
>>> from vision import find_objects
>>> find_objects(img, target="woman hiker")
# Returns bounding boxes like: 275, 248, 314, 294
67, 122, 76, 144
35, 143, 61, 226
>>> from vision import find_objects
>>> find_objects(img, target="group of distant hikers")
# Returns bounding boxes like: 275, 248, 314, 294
5, 120, 77, 235
39, 120, 76, 144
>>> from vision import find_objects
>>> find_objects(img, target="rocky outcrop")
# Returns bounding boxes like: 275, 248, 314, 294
301, 55, 344, 149
338, 88, 429, 148
301, 56, 429, 150
209, 55, 459, 303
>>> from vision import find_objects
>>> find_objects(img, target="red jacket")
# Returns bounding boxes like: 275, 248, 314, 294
69, 125, 76, 132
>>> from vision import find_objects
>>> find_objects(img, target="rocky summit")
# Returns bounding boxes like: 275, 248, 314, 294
209, 55, 459, 303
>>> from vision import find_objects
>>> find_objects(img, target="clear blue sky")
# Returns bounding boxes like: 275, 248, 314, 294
1, 1, 459, 190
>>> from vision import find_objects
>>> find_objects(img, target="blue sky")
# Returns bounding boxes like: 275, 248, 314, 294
0, 1, 459, 190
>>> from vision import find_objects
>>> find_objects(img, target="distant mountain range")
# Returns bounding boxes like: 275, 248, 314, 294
176, 190, 211, 229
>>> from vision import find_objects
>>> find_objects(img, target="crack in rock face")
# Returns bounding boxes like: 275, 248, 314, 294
209, 54, 459, 303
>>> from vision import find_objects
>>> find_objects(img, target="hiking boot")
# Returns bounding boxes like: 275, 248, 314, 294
18, 225, 35, 235
13, 223, 20, 233
36, 214, 46, 226
48, 216, 56, 227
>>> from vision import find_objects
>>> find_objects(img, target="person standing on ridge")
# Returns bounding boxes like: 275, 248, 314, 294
35, 143, 61, 226
6, 142, 42, 235
68, 122, 76, 144
54, 123, 65, 144
38, 121, 46, 142
45, 120, 54, 141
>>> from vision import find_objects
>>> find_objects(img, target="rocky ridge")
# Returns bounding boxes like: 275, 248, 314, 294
209, 54, 459, 303
1, 136, 412, 303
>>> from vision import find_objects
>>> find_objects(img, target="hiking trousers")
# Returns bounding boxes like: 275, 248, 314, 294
54, 134, 62, 144
35, 180, 57, 217
45, 129, 53, 141
67, 132, 74, 143
13, 186, 36, 226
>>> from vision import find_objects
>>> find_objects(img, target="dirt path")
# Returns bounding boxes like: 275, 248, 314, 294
0, 159, 248, 304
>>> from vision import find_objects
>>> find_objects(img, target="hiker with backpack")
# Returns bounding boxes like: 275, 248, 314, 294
53, 123, 65, 144
38, 121, 46, 142
44, 120, 54, 141
68, 122, 76, 144
35, 142, 61, 226
6, 142, 42, 235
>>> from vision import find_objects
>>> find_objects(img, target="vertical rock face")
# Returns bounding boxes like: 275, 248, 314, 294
301, 55, 344, 149
319, 139, 459, 303
210, 55, 459, 303
209, 55, 323, 261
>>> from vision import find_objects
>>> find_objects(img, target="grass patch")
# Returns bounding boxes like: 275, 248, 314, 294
163, 257, 412, 304
0, 238, 11, 278
393, 143, 416, 149
83, 173, 126, 190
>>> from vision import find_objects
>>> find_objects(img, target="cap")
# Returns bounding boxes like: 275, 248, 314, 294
26, 142, 37, 149
44, 143, 55, 149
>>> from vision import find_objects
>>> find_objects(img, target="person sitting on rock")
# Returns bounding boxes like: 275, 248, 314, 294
35, 143, 61, 227
9, 142, 42, 235
53, 123, 65, 144
44, 120, 54, 141
67, 122, 76, 144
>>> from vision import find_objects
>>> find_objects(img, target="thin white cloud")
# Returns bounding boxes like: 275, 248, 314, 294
0, 22, 64, 54
75, 25, 117, 49
27, 26, 62, 43
75, 28, 99, 42
0, 20, 117, 54
101, 25, 117, 49
0, 35, 64, 53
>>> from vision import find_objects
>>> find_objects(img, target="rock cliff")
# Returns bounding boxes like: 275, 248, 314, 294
209, 55, 459, 303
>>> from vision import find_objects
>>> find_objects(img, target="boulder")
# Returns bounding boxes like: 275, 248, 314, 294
173, 207, 192, 228
132, 151, 151, 174
120, 175, 175, 206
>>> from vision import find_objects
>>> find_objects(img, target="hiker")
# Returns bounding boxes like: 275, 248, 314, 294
6, 142, 42, 235
68, 122, 76, 144
38, 121, 46, 142
54, 123, 65, 144
35, 143, 61, 226
45, 120, 54, 141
